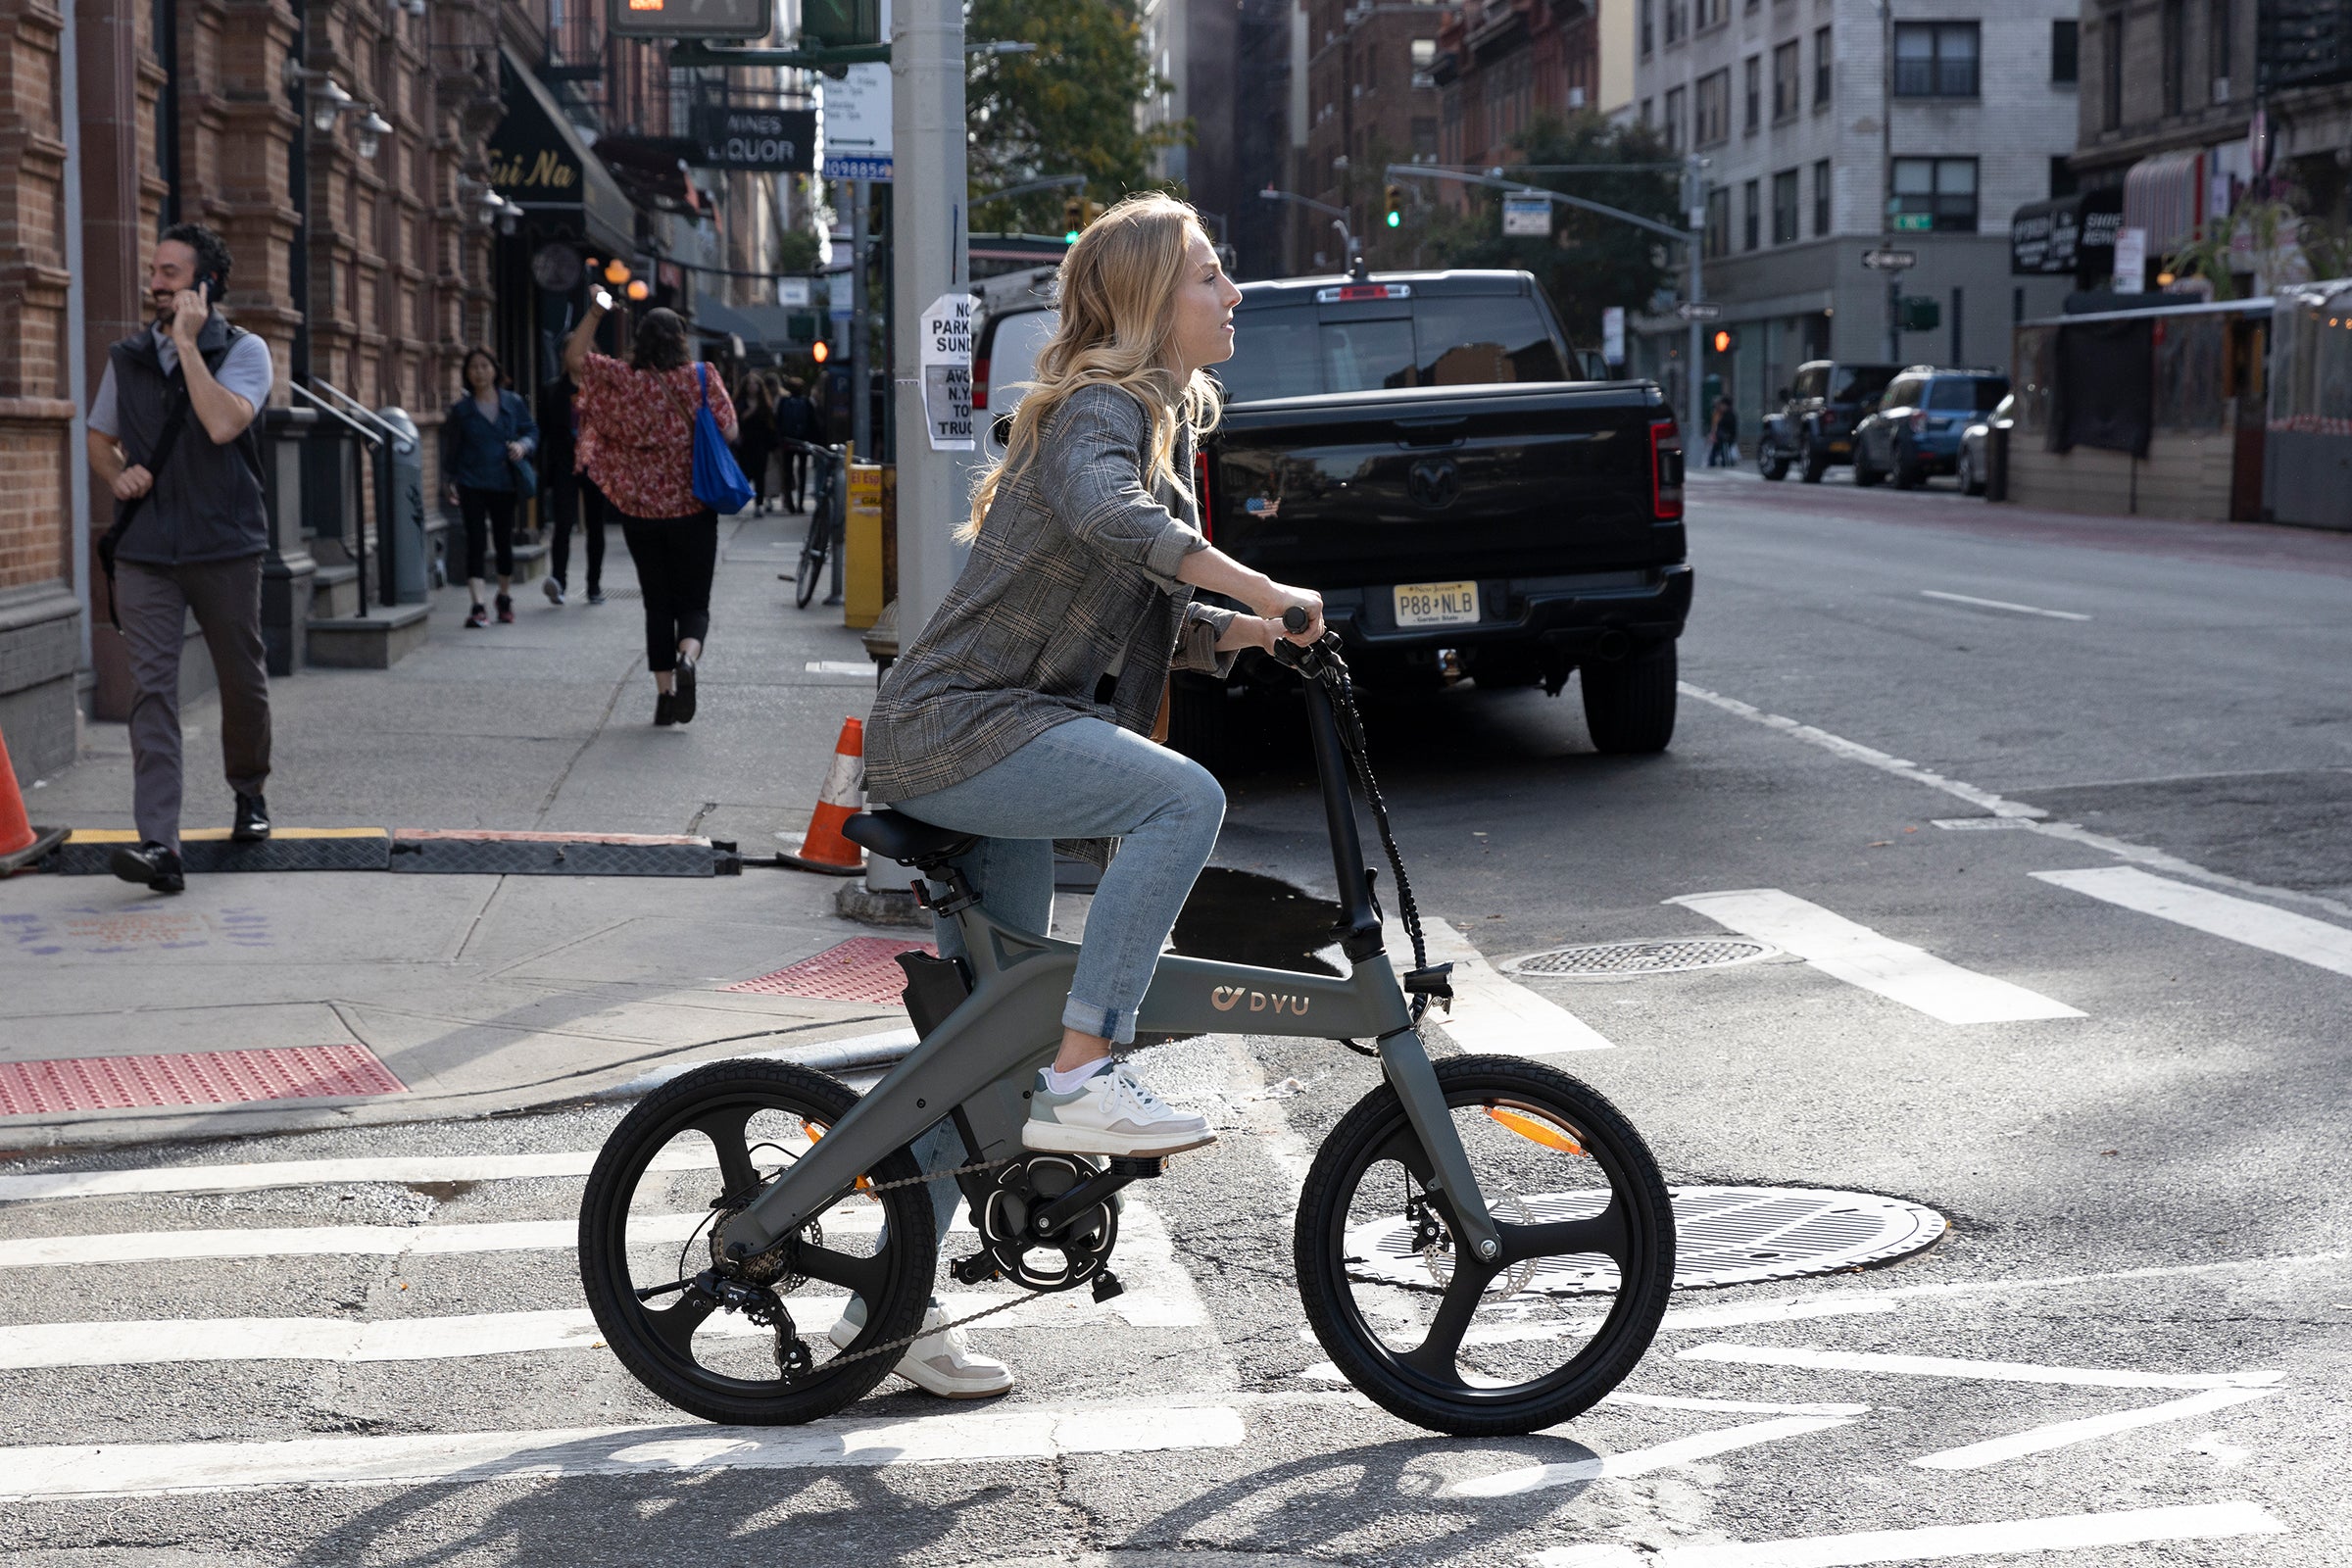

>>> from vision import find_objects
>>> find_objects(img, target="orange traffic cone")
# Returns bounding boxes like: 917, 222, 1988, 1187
0, 725, 67, 875
779, 717, 868, 875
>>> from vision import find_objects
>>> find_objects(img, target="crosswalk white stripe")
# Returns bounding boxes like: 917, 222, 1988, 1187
0, 1150, 717, 1203
1526, 1501, 2289, 1567
0, 1402, 1249, 1499
1444, 1414, 1854, 1497
1666, 889, 2082, 1024
2033, 865, 2352, 979
1385, 918, 1615, 1054
1678, 1343, 2282, 1390
1910, 1386, 2278, 1471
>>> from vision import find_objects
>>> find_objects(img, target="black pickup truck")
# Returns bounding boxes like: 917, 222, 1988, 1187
1179, 270, 1692, 759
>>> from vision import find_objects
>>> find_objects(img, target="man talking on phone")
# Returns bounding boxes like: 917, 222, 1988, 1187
85, 222, 276, 894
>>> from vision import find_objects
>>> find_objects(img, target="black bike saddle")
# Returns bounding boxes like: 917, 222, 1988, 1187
840, 809, 978, 866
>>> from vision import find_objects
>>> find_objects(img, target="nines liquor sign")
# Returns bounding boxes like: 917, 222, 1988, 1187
690, 107, 817, 172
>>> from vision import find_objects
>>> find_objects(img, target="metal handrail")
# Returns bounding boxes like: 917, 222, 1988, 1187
307, 377, 406, 447
287, 382, 373, 615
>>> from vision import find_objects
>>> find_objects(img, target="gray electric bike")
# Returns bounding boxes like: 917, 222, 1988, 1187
578, 622, 1675, 1436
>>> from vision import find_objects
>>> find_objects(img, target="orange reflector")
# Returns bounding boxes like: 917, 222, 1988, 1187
1487, 1105, 1584, 1154
803, 1121, 872, 1191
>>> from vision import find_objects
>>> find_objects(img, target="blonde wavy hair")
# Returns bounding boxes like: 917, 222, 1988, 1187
960, 191, 1224, 542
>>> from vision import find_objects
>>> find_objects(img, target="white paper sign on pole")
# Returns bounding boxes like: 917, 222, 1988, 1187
2112, 225, 2147, 293
1502, 193, 1552, 236
1601, 306, 1626, 365
920, 290, 974, 451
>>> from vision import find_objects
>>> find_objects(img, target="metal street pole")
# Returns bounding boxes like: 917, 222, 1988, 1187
1686, 155, 1705, 444
851, 178, 870, 460
891, 0, 968, 639
1882, 0, 1900, 363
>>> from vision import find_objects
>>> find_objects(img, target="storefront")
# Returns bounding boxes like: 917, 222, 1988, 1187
2009, 189, 2124, 293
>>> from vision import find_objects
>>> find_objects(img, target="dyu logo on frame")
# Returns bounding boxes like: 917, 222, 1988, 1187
921, 291, 974, 452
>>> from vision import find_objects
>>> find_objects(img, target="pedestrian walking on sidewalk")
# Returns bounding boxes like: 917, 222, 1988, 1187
536, 369, 607, 606
564, 300, 737, 727
736, 374, 778, 514
775, 374, 816, 513
441, 350, 539, 627
84, 221, 275, 895
1707, 395, 1739, 468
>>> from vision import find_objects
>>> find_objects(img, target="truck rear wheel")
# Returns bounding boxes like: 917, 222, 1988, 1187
1799, 435, 1828, 483
1580, 641, 1678, 755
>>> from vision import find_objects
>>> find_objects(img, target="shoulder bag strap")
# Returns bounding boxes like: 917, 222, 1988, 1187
96, 368, 196, 630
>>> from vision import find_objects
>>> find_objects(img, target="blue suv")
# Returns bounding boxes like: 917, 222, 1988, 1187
1851, 368, 2010, 490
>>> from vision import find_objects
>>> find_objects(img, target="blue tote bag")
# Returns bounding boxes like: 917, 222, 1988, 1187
683, 364, 755, 514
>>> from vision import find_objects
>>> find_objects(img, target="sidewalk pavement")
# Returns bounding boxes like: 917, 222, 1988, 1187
0, 509, 923, 1151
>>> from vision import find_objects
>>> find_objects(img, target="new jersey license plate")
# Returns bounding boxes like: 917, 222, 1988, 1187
1393, 580, 1480, 628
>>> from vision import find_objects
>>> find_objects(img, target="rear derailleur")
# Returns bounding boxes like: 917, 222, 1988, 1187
951, 1152, 1166, 1305
689, 1201, 821, 1379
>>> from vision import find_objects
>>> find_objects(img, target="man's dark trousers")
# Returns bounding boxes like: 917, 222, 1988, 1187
547, 473, 607, 593
115, 555, 271, 851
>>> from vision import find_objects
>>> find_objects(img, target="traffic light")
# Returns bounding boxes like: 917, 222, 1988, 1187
811, 339, 830, 365
1710, 327, 1740, 355
1063, 197, 1085, 243
1384, 184, 1403, 229
1899, 295, 1941, 332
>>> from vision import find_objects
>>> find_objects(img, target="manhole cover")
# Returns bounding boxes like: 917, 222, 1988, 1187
1345, 1185, 1946, 1296
1500, 939, 1777, 979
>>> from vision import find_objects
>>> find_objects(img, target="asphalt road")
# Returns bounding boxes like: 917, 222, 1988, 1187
2, 470, 2347, 1566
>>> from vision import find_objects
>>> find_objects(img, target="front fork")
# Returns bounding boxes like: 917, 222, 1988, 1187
1376, 1030, 1499, 1260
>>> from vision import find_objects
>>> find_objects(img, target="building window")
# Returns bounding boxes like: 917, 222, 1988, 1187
1812, 158, 1831, 234
1813, 25, 1833, 107
2049, 155, 2078, 198
1891, 156, 1978, 232
1695, 69, 1730, 145
1697, 0, 1728, 28
1893, 23, 1980, 96
1665, 84, 1686, 149
1642, 96, 1654, 126
1642, 0, 1654, 55
1411, 117, 1437, 158
2102, 13, 2124, 129
2161, 0, 2183, 113
1744, 56, 1761, 132
1704, 184, 1729, 258
1665, 0, 1684, 46
2052, 19, 2079, 82
1411, 37, 1437, 80
1773, 39, 1801, 120
2208, 0, 2230, 94
1772, 168, 1800, 243
1742, 178, 1759, 249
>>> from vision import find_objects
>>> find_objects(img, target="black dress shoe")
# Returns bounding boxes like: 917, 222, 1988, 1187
110, 841, 185, 894
654, 691, 678, 727
232, 792, 271, 842
672, 653, 698, 724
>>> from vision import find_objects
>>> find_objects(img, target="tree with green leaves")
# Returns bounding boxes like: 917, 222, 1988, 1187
965, 0, 1185, 235
1404, 115, 1681, 346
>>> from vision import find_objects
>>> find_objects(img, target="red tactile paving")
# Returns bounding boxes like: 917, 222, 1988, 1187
724, 937, 936, 1004
0, 1045, 407, 1116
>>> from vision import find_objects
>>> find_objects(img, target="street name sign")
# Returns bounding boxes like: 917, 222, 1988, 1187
1501, 194, 1552, 236
1861, 248, 1918, 270
608, 0, 772, 41
1675, 301, 1723, 320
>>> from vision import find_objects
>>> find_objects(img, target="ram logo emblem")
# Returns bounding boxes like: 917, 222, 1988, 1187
1407, 458, 1461, 509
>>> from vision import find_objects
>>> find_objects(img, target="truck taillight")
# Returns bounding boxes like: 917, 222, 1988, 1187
1194, 450, 1214, 540
1649, 420, 1684, 520
972, 357, 990, 412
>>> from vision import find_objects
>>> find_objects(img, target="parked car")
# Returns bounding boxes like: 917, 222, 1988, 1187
1756, 360, 1900, 482
1956, 392, 2015, 497
1851, 368, 2011, 489
973, 270, 1691, 760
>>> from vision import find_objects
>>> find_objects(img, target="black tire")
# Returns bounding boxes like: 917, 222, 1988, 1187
1852, 448, 1883, 486
1957, 449, 1981, 496
1758, 444, 1788, 481
1294, 1056, 1675, 1437
1891, 442, 1922, 490
793, 510, 827, 610
1580, 640, 1678, 755
1164, 672, 1232, 772
1798, 434, 1827, 484
579, 1058, 937, 1426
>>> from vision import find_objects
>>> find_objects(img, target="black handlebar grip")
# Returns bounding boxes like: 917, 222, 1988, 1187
1282, 606, 1311, 634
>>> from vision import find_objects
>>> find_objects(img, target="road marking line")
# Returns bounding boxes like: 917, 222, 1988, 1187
1667, 890, 2082, 1024
804, 661, 873, 676
1387, 918, 1616, 1054
1525, 1500, 2288, 1567
1605, 1393, 1871, 1417
2034, 866, 2352, 979
0, 1401, 1248, 1499
1912, 1386, 2278, 1470
1680, 680, 2352, 924
1444, 1415, 1853, 1497
0, 1150, 716, 1203
1678, 1344, 2281, 1390
1462, 1296, 1899, 1348
1919, 590, 2091, 621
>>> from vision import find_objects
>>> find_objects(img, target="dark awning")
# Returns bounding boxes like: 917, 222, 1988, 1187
2011, 188, 2125, 277
491, 46, 640, 259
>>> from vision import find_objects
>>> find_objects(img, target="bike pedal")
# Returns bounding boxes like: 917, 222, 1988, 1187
1107, 1156, 1165, 1180
950, 1252, 1002, 1286
1090, 1269, 1125, 1303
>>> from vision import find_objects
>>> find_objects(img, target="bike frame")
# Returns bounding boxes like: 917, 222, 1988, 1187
715, 676, 1501, 1263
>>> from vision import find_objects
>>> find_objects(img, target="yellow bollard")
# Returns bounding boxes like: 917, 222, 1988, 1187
844, 462, 884, 630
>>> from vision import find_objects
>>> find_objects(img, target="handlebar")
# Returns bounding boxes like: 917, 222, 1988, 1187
1283, 606, 1311, 634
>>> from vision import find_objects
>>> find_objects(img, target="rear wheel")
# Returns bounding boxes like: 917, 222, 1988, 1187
1580, 641, 1677, 755
1295, 1056, 1676, 1436
1957, 448, 1982, 496
578, 1059, 937, 1426
1798, 433, 1828, 483
793, 509, 828, 609
1758, 442, 1788, 481
1852, 446, 1883, 486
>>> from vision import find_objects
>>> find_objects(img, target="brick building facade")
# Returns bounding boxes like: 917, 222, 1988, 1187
1294, 0, 1448, 271
1433, 0, 1599, 178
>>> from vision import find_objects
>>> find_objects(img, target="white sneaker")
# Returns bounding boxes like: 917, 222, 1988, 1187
828, 1298, 1012, 1399
1023, 1062, 1216, 1158
543, 577, 566, 605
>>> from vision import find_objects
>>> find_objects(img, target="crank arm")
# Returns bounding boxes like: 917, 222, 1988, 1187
1028, 1156, 1159, 1238
1377, 1030, 1500, 1259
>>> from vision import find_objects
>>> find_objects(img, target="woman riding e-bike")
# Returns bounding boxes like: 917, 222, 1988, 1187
853, 193, 1327, 1395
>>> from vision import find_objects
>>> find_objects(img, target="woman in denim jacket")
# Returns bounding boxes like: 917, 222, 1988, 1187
441, 348, 539, 626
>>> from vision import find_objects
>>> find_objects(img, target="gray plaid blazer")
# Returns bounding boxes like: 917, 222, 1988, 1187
863, 382, 1238, 822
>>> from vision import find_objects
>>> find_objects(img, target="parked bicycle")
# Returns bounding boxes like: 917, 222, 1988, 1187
778, 438, 846, 610
578, 612, 1675, 1436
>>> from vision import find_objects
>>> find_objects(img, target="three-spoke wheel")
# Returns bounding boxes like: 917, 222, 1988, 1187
1295, 1056, 1674, 1436
578, 1059, 936, 1426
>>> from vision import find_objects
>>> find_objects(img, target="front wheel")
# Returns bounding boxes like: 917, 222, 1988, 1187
793, 509, 828, 609
1957, 449, 1981, 496
1758, 443, 1788, 481
1799, 434, 1828, 484
1580, 640, 1677, 755
1295, 1056, 1675, 1436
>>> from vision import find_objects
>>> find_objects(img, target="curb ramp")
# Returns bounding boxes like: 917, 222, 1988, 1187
34, 828, 742, 878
